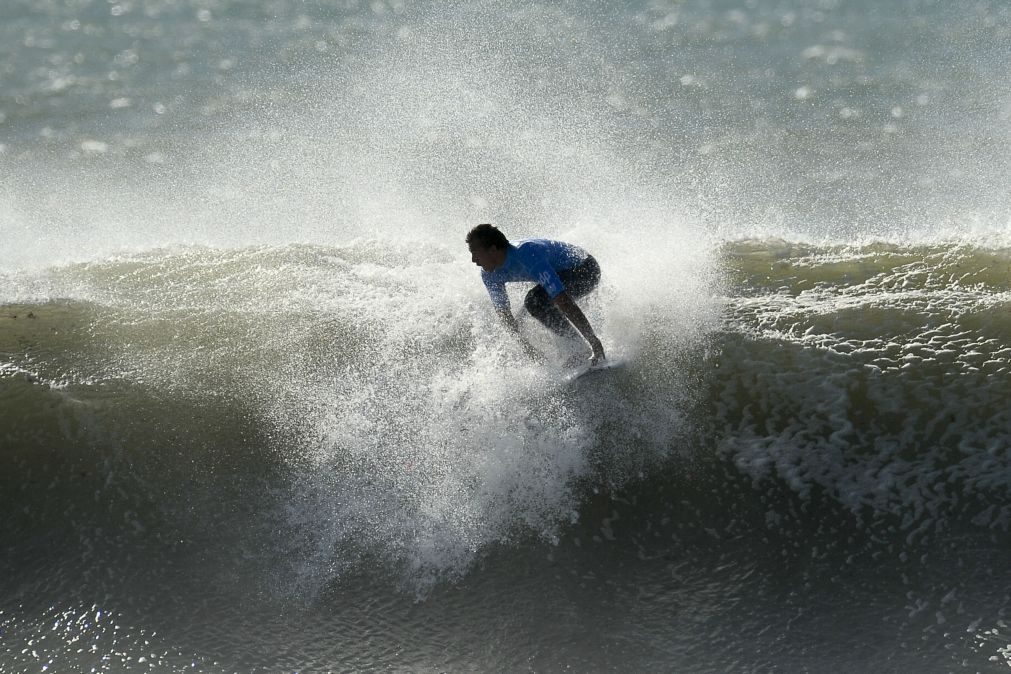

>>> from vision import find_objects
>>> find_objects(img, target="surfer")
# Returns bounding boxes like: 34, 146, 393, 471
466, 223, 606, 365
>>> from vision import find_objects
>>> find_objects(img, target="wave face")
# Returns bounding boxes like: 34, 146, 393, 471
717, 241, 1011, 518
0, 237, 712, 584
4, 240, 1008, 549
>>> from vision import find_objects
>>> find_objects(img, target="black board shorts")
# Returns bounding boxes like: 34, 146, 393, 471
523, 255, 600, 336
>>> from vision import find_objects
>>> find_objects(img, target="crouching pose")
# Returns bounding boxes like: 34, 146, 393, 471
466, 223, 605, 365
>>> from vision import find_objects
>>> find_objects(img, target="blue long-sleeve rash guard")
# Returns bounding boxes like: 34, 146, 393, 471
481, 238, 588, 311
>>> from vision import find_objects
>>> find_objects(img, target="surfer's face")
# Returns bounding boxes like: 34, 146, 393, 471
469, 244, 505, 273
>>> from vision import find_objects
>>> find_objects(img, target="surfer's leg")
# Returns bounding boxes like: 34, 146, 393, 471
524, 286, 577, 337
525, 256, 601, 337
558, 255, 601, 300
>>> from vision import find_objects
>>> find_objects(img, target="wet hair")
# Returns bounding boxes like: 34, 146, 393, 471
466, 223, 509, 250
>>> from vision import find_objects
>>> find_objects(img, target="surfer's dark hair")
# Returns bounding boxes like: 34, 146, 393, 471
466, 223, 509, 250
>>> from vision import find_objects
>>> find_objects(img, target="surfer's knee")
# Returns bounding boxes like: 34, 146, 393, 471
524, 287, 550, 318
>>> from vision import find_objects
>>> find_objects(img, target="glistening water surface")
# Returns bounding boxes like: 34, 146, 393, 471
2, 1, 1010, 671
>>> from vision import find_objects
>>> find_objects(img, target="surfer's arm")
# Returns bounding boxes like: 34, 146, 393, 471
495, 306, 542, 362
553, 292, 606, 365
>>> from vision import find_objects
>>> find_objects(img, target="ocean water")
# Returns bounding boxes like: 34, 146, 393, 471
2, 0, 1010, 671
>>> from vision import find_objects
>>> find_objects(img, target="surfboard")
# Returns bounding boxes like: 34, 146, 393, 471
563, 358, 627, 383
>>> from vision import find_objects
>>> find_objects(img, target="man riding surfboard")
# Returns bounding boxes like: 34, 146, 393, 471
466, 223, 606, 366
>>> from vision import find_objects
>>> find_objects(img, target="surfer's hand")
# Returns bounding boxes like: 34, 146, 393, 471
588, 337, 605, 366
521, 339, 544, 363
